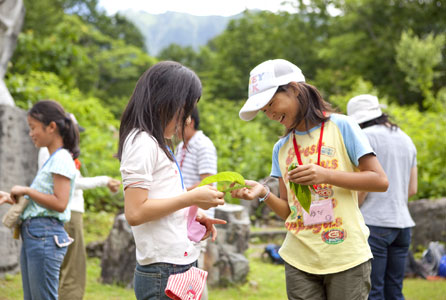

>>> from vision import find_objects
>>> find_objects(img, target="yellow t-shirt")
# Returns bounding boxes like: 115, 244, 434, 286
272, 114, 373, 274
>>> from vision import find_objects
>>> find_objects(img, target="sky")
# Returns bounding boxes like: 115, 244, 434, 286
98, 0, 298, 16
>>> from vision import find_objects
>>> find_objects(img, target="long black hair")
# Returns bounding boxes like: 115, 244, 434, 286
117, 61, 202, 161
277, 82, 333, 136
28, 100, 80, 158
359, 114, 398, 131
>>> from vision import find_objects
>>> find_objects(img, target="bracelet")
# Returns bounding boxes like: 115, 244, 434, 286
258, 185, 270, 202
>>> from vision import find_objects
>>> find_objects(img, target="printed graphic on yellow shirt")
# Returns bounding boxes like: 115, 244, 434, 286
321, 227, 347, 245
284, 142, 345, 244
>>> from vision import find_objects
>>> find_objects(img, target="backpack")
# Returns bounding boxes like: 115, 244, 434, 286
263, 244, 284, 264
438, 255, 446, 277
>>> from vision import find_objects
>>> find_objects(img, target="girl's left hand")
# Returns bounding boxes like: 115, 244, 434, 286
288, 164, 328, 186
10, 185, 29, 202
196, 213, 227, 242
0, 191, 13, 205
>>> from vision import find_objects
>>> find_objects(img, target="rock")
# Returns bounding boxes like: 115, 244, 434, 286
409, 198, 446, 250
100, 214, 136, 288
0, 105, 37, 277
100, 204, 251, 288
205, 203, 250, 287
0, 0, 25, 106
86, 240, 104, 258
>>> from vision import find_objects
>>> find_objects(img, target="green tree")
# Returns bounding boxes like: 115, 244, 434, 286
207, 9, 327, 101
396, 30, 446, 110
316, 0, 446, 107
157, 44, 213, 74
10, 14, 156, 117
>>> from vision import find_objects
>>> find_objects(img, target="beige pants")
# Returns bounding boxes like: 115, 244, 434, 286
285, 260, 372, 300
59, 211, 86, 300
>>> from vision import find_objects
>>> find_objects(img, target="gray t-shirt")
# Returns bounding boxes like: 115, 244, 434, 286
360, 125, 417, 228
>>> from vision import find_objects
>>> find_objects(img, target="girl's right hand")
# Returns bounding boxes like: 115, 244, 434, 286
189, 185, 225, 210
230, 180, 265, 200
0, 191, 14, 205
10, 185, 29, 203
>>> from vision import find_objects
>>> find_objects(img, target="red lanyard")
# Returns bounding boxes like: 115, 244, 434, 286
292, 122, 325, 191
292, 122, 324, 166
179, 144, 187, 168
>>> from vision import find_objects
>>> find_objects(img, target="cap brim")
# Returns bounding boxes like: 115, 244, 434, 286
78, 125, 86, 133
239, 87, 278, 121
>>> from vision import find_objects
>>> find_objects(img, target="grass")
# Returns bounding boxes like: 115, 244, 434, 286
1, 212, 445, 299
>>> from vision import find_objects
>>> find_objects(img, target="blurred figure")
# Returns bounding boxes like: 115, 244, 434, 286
175, 107, 218, 300
39, 114, 121, 300
348, 94, 418, 300
175, 108, 217, 206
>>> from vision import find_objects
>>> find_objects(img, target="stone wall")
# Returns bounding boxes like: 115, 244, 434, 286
0, 105, 37, 276
0, 0, 25, 106
409, 198, 446, 250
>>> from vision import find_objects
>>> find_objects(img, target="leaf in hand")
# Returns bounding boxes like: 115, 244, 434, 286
288, 163, 312, 213
198, 171, 245, 187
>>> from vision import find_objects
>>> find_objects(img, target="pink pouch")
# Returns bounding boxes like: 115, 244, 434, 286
165, 267, 208, 300
187, 206, 206, 242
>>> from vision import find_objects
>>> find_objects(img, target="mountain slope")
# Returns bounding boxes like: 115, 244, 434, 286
121, 10, 239, 55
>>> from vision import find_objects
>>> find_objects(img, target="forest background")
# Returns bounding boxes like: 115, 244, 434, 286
6, 0, 446, 214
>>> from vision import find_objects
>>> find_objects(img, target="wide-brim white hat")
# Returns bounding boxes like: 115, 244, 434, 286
239, 59, 305, 121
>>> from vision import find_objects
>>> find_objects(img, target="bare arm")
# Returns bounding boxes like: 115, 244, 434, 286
408, 166, 418, 197
230, 179, 291, 221
288, 154, 388, 192
358, 191, 368, 207
263, 178, 292, 220
10, 174, 71, 212
124, 185, 225, 226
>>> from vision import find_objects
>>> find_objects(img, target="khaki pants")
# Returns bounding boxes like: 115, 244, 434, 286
285, 260, 371, 300
198, 241, 208, 300
59, 211, 86, 300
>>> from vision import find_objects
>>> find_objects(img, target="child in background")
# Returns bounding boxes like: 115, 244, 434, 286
0, 100, 78, 300
347, 94, 417, 300
232, 59, 389, 300
117, 61, 226, 300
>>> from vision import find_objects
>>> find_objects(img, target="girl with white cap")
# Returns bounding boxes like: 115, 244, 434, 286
232, 59, 389, 300
347, 94, 417, 300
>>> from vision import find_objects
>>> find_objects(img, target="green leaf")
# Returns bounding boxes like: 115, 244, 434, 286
221, 184, 251, 192
198, 171, 245, 187
288, 162, 312, 213
298, 184, 312, 213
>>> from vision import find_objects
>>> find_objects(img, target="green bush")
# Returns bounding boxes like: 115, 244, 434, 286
197, 96, 283, 202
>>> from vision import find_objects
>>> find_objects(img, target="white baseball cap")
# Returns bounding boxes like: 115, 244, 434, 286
347, 94, 384, 124
239, 59, 305, 121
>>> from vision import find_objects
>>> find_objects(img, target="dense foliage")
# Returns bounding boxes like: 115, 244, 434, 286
5, 0, 446, 211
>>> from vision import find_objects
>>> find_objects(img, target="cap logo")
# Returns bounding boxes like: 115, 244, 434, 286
249, 72, 274, 96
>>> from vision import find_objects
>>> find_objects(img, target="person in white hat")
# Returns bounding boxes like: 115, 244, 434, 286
347, 94, 418, 300
232, 59, 389, 300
